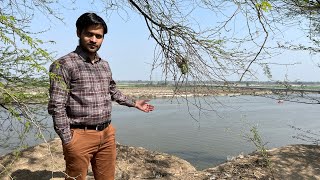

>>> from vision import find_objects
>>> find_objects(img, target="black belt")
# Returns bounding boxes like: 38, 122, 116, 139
70, 120, 111, 131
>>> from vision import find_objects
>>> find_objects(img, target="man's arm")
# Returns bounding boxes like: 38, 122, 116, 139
109, 79, 136, 107
109, 79, 154, 112
48, 61, 72, 144
134, 99, 155, 112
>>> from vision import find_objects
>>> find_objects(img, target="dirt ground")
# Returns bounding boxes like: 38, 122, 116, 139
204, 144, 320, 179
1, 138, 320, 180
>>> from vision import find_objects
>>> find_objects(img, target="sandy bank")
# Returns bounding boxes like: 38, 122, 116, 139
118, 86, 271, 99
1, 138, 320, 179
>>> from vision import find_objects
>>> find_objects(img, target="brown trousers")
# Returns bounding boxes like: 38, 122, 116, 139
62, 124, 116, 180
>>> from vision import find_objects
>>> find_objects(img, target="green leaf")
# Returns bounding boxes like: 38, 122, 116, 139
181, 63, 189, 75
25, 121, 31, 130
257, 1, 272, 12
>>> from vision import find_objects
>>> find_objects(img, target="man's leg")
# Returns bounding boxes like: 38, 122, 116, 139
63, 129, 98, 180
91, 125, 117, 180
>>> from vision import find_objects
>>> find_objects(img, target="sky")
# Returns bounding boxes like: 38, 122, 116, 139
31, 1, 320, 82
34, 1, 158, 81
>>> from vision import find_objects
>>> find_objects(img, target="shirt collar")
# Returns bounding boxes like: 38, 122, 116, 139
74, 46, 101, 63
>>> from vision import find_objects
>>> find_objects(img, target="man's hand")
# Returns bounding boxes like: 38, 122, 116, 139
135, 100, 154, 112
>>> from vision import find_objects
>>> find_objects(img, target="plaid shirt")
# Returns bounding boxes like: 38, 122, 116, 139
48, 46, 135, 144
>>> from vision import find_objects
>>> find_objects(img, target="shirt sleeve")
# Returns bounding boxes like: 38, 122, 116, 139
48, 61, 72, 144
109, 78, 136, 107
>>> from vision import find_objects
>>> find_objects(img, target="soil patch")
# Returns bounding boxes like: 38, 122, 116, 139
1, 139, 319, 179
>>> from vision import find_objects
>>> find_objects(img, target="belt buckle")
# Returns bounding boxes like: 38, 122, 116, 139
96, 125, 100, 131
96, 121, 110, 131
96, 124, 104, 131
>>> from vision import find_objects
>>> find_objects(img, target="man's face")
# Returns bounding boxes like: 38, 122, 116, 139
77, 25, 104, 54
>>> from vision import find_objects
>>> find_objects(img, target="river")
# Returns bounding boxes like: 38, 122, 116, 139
0, 95, 318, 170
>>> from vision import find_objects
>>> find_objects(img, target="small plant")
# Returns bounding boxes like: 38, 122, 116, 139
244, 125, 274, 178
249, 127, 270, 163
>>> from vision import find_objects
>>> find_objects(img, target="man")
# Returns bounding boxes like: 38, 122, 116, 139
48, 12, 154, 180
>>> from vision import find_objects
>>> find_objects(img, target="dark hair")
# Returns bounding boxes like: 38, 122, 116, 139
76, 12, 108, 34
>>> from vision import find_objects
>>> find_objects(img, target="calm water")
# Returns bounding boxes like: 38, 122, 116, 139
1, 95, 318, 170
111, 95, 318, 170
